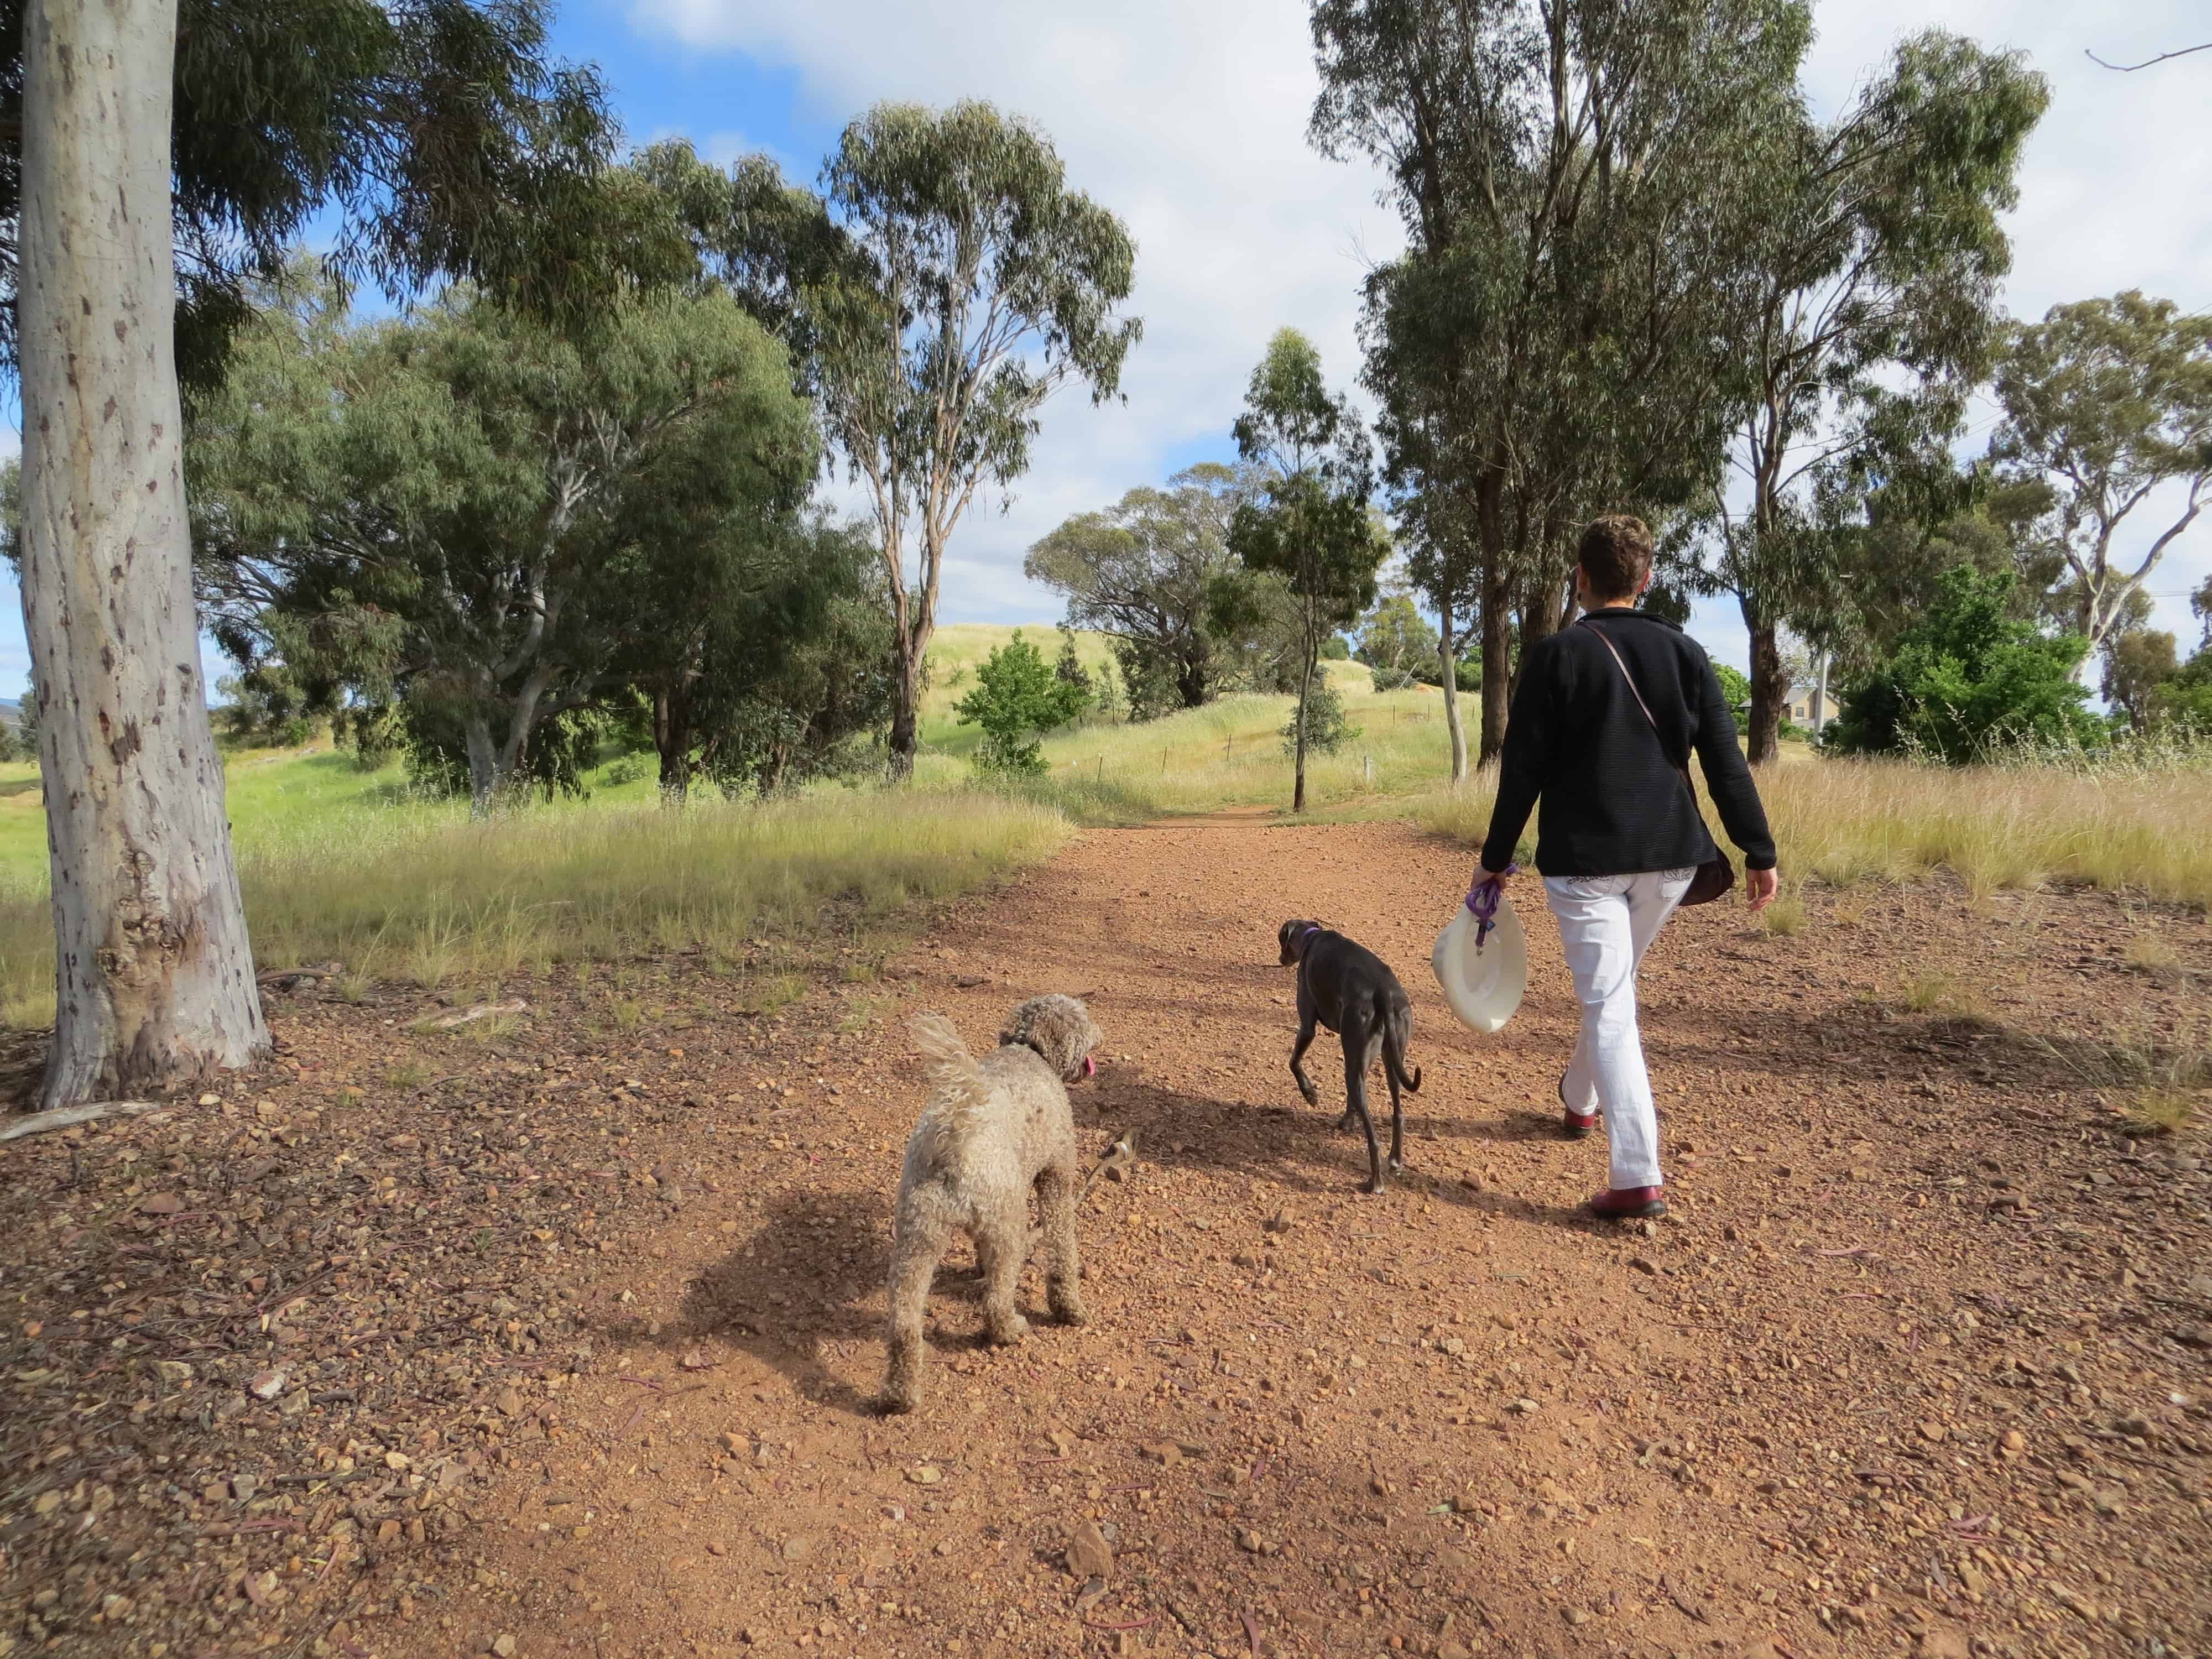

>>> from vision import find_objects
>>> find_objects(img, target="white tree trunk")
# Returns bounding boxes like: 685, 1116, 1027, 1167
16, 0, 268, 1109
1437, 602, 1468, 784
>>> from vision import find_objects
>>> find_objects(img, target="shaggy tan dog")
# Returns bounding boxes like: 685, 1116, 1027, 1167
881, 995, 1100, 1415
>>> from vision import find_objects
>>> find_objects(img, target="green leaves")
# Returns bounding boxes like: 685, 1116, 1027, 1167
669, 100, 1141, 772
189, 278, 820, 804
1023, 462, 1253, 714
1990, 291, 2212, 653
1, 0, 647, 390
954, 632, 1089, 775
1829, 567, 2099, 762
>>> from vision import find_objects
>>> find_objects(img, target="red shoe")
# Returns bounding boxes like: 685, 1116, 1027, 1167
1559, 1076, 1598, 1139
1587, 1185, 1666, 1219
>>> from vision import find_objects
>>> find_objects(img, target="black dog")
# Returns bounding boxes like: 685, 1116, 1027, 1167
1276, 920, 1425, 1194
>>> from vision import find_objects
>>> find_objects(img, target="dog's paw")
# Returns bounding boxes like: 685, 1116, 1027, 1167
1360, 1173, 1387, 1196
876, 1389, 916, 1416
987, 1314, 1031, 1345
1387, 1155, 1405, 1175
1297, 1082, 1320, 1107
1335, 1109, 1359, 1134
1053, 1302, 1087, 1328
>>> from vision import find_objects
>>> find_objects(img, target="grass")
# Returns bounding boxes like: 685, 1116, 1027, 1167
2030, 1011, 2212, 1139
0, 788, 1068, 1030
1416, 750, 2212, 909
924, 655, 1475, 822
1759, 897, 1806, 937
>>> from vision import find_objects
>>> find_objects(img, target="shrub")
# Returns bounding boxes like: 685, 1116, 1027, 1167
1828, 567, 2101, 763
1280, 672, 1359, 757
955, 630, 1089, 775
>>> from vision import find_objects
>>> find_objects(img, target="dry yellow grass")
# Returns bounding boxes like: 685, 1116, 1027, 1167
1415, 754, 2212, 907
0, 790, 1068, 1030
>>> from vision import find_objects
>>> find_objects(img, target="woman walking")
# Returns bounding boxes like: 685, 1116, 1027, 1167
1472, 516, 1778, 1220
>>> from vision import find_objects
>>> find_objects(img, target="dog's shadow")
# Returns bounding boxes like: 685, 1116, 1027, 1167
656, 1188, 1039, 1416
1085, 1071, 1591, 1231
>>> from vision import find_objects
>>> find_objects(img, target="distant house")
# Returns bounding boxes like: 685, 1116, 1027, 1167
1782, 684, 1832, 729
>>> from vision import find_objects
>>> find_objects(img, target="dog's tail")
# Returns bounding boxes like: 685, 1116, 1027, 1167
1381, 1001, 1423, 1096
911, 1013, 993, 1146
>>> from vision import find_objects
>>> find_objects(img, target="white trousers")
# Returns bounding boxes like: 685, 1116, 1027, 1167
1543, 868, 1696, 1191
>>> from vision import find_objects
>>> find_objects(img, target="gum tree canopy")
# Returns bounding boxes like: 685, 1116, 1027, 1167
654, 103, 1142, 779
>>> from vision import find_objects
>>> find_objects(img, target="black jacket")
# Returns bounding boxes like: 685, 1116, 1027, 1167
1478, 608, 1777, 877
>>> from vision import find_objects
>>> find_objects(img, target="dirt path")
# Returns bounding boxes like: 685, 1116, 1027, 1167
4, 821, 2209, 1659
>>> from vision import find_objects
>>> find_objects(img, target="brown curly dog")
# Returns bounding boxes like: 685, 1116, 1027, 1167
880, 995, 1100, 1415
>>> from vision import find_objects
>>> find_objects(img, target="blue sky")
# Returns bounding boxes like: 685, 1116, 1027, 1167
3, 0, 2208, 700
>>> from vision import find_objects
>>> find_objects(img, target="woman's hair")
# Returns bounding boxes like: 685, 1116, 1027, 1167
1578, 515, 1653, 602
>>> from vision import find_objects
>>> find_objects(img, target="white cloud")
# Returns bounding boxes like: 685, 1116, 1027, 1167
627, 0, 2212, 655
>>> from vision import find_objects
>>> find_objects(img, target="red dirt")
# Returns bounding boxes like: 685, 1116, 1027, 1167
4, 820, 2210, 1659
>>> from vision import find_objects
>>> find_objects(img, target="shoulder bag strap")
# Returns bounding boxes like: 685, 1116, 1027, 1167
1580, 619, 1695, 795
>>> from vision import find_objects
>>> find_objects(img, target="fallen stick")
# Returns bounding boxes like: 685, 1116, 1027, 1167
0, 1100, 161, 1144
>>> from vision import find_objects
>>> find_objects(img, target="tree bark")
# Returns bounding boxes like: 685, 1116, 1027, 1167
1292, 649, 1313, 815
17, 0, 268, 1109
653, 686, 692, 804
462, 712, 499, 817
886, 622, 928, 781
1477, 563, 1513, 766
1437, 598, 1468, 784
1743, 603, 1788, 765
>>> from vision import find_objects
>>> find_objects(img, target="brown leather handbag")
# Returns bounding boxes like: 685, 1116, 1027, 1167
1580, 620, 1737, 907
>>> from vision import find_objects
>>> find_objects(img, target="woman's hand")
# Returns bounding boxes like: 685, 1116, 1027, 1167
1745, 867, 1779, 913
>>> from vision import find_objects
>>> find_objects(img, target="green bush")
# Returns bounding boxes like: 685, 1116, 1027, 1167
1828, 567, 2101, 764
1281, 672, 1360, 757
955, 631, 1089, 775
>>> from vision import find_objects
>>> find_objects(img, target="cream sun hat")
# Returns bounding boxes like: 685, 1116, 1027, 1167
1431, 879, 1527, 1034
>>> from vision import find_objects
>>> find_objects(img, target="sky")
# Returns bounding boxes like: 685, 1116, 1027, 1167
1, 0, 2207, 696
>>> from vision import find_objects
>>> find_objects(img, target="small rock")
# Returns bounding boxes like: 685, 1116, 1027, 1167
1506, 1397, 1540, 1415
1627, 1256, 1659, 1277
781, 1535, 814, 1563
138, 1192, 184, 1215
1236, 1528, 1275, 1554
1142, 1441, 1183, 1467
1438, 1645, 1472, 1659
1066, 1520, 1114, 1580
492, 1637, 518, 1659
707, 1542, 728, 1557
231, 1475, 259, 1503
906, 1464, 943, 1485
248, 1369, 287, 1402
1915, 1626, 1970, 1659
1917, 1421, 1947, 1443
2172, 1324, 2212, 1350
496, 1387, 524, 1418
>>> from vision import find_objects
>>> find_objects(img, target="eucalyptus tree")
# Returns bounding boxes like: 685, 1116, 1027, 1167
12, 0, 270, 1110
4, 0, 645, 1109
191, 281, 817, 813
1314, 0, 1810, 764
1228, 329, 1390, 813
1024, 462, 1253, 714
662, 106, 1141, 779
1987, 291, 2212, 670
1696, 30, 2047, 761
